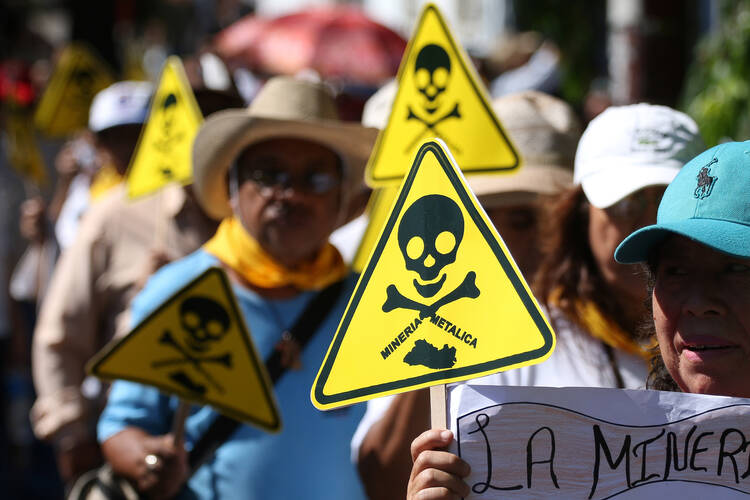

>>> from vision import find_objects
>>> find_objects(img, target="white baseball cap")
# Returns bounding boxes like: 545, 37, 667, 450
88, 81, 153, 133
574, 103, 704, 208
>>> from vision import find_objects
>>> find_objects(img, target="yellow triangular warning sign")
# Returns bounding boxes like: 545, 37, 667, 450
351, 186, 398, 273
34, 43, 115, 137
126, 56, 202, 199
6, 108, 48, 186
312, 140, 554, 410
365, 3, 519, 187
88, 267, 281, 432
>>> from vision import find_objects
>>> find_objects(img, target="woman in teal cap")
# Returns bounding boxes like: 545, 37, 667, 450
406, 140, 750, 499
614, 140, 750, 397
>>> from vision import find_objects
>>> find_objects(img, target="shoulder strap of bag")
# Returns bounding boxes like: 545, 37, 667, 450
187, 278, 346, 472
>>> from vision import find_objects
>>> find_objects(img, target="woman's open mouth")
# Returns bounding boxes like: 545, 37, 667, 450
684, 344, 733, 352
680, 338, 739, 362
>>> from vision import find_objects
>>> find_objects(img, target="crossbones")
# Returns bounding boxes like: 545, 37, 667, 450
382, 271, 479, 319
152, 330, 231, 393
405, 103, 462, 153
153, 132, 186, 155
159, 165, 174, 179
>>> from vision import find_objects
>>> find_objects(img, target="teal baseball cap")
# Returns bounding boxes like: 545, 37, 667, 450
615, 140, 750, 263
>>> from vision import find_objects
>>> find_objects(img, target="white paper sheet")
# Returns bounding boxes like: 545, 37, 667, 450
448, 385, 750, 499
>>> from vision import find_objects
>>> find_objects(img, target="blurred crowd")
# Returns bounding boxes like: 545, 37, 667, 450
1, 1, 749, 500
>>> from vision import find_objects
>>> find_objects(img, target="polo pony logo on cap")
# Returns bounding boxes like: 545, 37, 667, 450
694, 158, 718, 200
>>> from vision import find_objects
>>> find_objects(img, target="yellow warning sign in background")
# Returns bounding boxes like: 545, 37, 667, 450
313, 140, 554, 410
126, 56, 203, 199
34, 43, 115, 137
88, 267, 281, 432
365, 3, 519, 186
6, 109, 48, 186
352, 187, 398, 273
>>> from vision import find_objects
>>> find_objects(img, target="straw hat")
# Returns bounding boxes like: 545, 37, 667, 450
192, 76, 378, 220
467, 90, 582, 208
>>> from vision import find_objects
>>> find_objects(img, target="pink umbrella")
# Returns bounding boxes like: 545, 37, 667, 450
214, 6, 407, 86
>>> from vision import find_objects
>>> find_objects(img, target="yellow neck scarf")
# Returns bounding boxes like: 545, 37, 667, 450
203, 216, 347, 291
89, 163, 123, 200
549, 289, 650, 360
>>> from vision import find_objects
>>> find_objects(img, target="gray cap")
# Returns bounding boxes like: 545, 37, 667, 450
468, 90, 582, 208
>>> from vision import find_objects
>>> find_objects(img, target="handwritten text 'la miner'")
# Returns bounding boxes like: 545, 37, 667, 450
468, 412, 750, 498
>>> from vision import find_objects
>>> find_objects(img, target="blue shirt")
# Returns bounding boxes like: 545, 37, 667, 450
98, 250, 367, 499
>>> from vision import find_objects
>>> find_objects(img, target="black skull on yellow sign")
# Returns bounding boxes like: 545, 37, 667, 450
397, 194, 463, 298
180, 296, 231, 352
414, 44, 452, 113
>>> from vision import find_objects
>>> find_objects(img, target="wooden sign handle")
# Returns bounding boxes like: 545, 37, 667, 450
171, 400, 190, 445
430, 384, 448, 429
154, 189, 168, 249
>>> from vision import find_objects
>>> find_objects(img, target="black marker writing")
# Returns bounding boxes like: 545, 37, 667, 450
469, 413, 522, 493
717, 428, 750, 483
590, 425, 631, 498
457, 402, 750, 498
526, 427, 559, 489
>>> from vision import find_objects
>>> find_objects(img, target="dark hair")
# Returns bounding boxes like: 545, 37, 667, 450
640, 259, 681, 392
533, 185, 633, 332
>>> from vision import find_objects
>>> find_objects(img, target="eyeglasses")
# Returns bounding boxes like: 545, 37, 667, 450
241, 167, 341, 195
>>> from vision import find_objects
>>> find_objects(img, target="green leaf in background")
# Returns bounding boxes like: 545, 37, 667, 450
683, 0, 750, 145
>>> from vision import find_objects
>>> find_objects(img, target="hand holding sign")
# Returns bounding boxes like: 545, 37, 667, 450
101, 427, 188, 499
407, 428, 472, 500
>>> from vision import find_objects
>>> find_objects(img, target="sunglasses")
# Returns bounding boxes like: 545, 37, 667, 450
241, 166, 341, 195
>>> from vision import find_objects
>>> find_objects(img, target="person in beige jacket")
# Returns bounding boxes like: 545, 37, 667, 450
31, 182, 218, 484
30, 72, 241, 487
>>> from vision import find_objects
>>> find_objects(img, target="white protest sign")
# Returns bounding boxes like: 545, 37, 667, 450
449, 385, 750, 499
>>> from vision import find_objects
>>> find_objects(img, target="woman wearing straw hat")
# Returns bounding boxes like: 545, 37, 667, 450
96, 77, 377, 499
406, 139, 750, 500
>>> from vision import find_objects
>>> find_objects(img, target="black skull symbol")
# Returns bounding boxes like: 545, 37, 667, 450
179, 296, 230, 352
71, 68, 95, 100
414, 44, 451, 114
398, 195, 464, 297
162, 93, 178, 128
